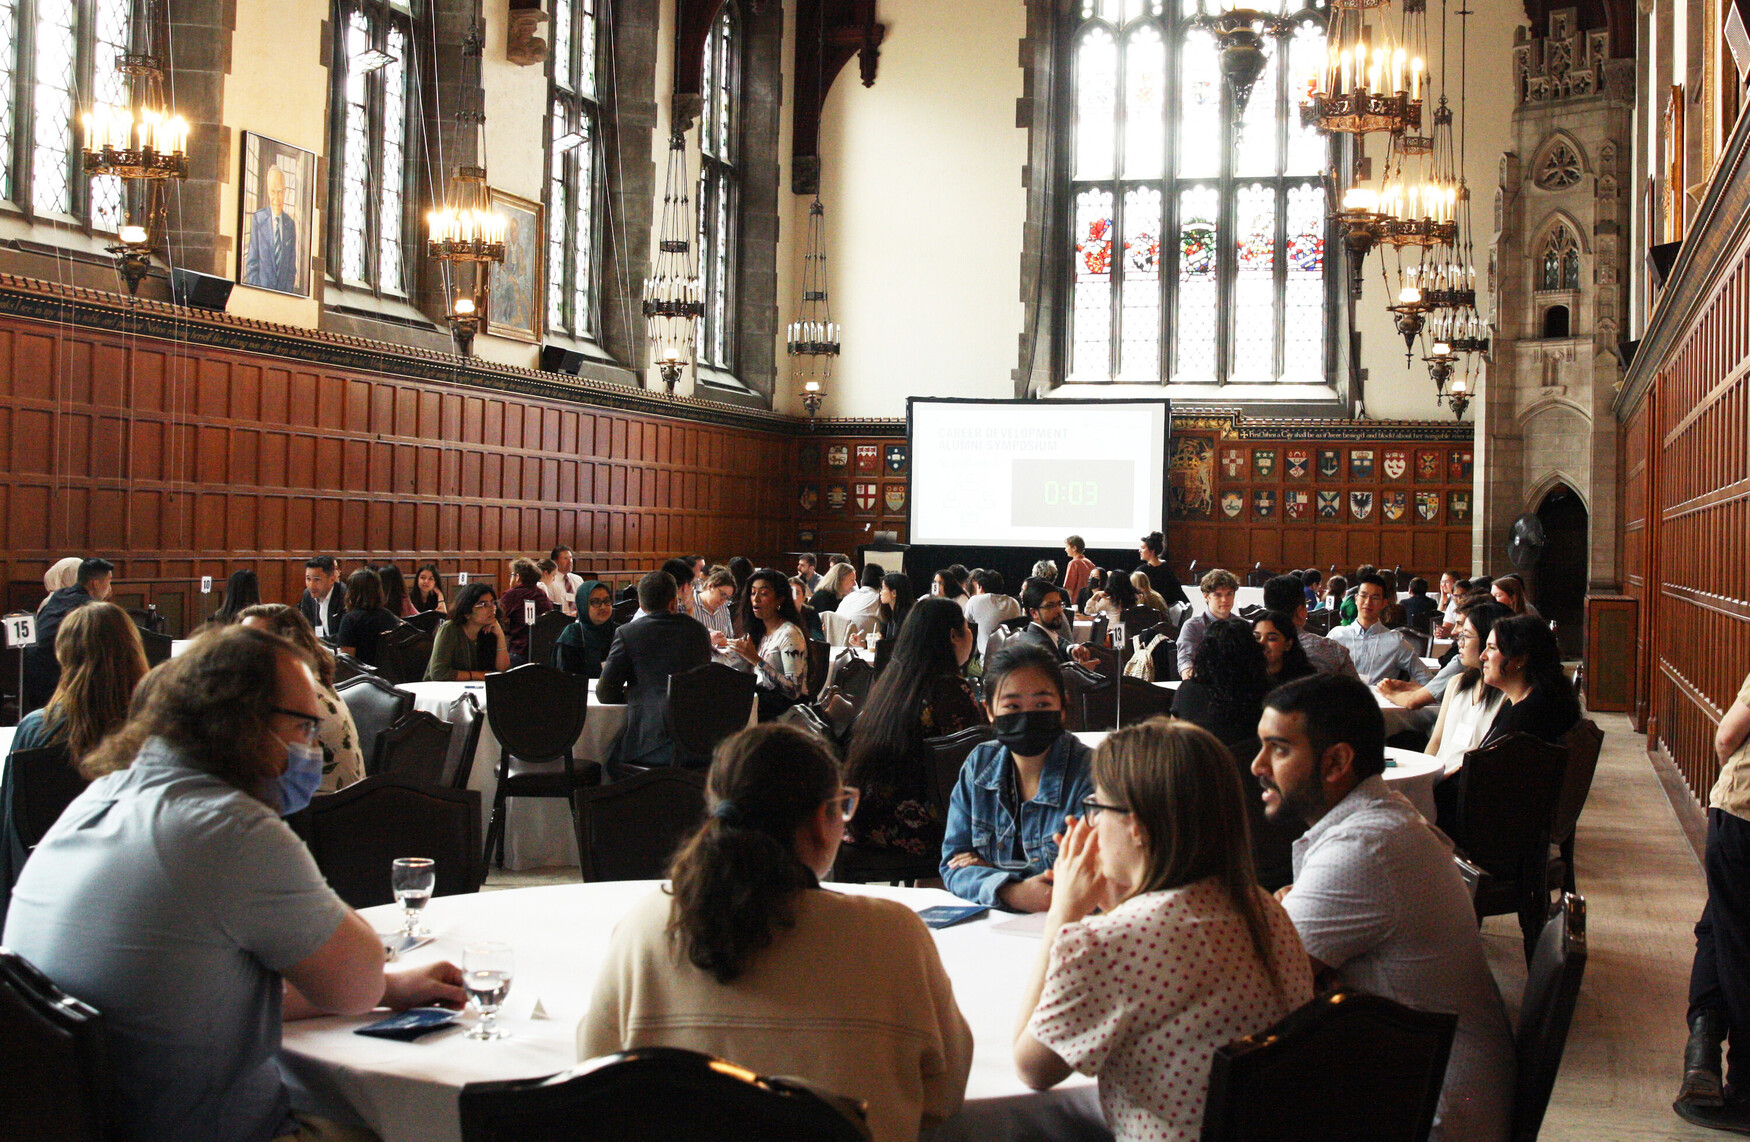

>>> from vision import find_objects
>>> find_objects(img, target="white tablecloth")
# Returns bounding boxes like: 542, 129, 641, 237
397, 682, 630, 871
279, 882, 1107, 1142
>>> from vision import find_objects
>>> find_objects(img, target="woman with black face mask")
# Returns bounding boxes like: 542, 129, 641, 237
940, 642, 1094, 913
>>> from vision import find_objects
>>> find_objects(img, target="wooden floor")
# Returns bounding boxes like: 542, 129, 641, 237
488, 709, 1719, 1140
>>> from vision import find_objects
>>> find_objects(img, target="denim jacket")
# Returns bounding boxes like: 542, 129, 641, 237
939, 732, 1094, 908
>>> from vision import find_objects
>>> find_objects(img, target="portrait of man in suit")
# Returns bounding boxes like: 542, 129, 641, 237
239, 133, 314, 297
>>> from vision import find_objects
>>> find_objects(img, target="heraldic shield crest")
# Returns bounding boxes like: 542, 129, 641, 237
1383, 491, 1407, 521
1253, 490, 1275, 518
825, 483, 848, 510
853, 482, 877, 512
855, 445, 880, 475
1415, 491, 1440, 521
1316, 491, 1340, 518
826, 445, 849, 470
1222, 492, 1244, 518
1286, 450, 1309, 478
1253, 450, 1276, 479
798, 484, 819, 512
1349, 491, 1374, 520
1383, 451, 1407, 480
885, 445, 908, 473
1349, 450, 1375, 480
1286, 490, 1309, 519
1317, 450, 1340, 478
884, 484, 907, 513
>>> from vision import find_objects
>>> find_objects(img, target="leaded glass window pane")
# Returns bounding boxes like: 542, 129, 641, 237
88, 0, 130, 233
571, 117, 594, 328
1071, 188, 1114, 382
696, 4, 740, 371
547, 102, 569, 331
1174, 184, 1217, 381
33, 0, 77, 216
341, 9, 372, 284
1066, 4, 1332, 386
0, 0, 14, 201
378, 26, 407, 294
553, 0, 573, 90
577, 0, 597, 100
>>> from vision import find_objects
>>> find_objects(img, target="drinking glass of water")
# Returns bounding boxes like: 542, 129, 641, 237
463, 941, 515, 1041
391, 858, 436, 938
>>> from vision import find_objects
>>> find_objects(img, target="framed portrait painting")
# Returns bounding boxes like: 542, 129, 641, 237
486, 189, 544, 344
238, 133, 317, 298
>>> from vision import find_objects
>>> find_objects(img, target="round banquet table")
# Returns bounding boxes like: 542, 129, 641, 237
279, 881, 1108, 1142
1072, 734, 1443, 822
396, 682, 631, 871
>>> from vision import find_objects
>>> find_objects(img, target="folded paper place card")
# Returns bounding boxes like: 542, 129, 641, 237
355, 1008, 461, 1042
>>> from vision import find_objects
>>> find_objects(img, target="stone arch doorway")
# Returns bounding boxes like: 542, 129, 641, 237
1534, 483, 1589, 657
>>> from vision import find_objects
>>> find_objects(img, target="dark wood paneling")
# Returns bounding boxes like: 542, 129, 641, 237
0, 312, 797, 635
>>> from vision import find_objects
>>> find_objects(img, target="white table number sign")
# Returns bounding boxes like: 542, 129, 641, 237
200, 576, 213, 594
2, 613, 37, 648
457, 572, 469, 586
523, 600, 536, 625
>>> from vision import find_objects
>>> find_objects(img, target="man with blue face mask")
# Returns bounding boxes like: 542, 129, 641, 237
4, 627, 466, 1142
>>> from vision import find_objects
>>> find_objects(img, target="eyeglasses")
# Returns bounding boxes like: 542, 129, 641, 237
831, 787, 861, 822
1080, 794, 1131, 825
1037, 600, 1064, 612
587, 596, 612, 608
1455, 630, 1478, 643
271, 707, 323, 744
473, 598, 496, 609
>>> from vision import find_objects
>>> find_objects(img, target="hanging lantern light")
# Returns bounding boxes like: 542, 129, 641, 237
1301, 0, 1425, 136
787, 198, 841, 420
644, 132, 705, 395
426, 23, 506, 356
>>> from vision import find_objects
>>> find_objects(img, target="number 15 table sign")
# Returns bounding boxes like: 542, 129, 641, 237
2, 613, 37, 648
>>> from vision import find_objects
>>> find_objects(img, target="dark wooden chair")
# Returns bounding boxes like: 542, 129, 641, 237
835, 725, 994, 887
331, 651, 376, 685
610, 598, 639, 625
529, 609, 573, 670
404, 610, 444, 636
803, 638, 831, 701
374, 624, 435, 686
1246, 565, 1272, 587
126, 607, 166, 635
1512, 893, 1588, 1142
928, 725, 997, 826
0, 949, 114, 1141
1303, 609, 1334, 636
666, 662, 756, 767
138, 628, 173, 668
335, 674, 413, 780
573, 767, 706, 882
1399, 628, 1433, 658
459, 1047, 870, 1142
1113, 675, 1176, 728
443, 690, 487, 790
483, 664, 594, 870
1448, 731, 1571, 962
1201, 991, 1456, 1142
1547, 720, 1605, 896
10, 743, 84, 850
288, 774, 483, 906
371, 709, 457, 783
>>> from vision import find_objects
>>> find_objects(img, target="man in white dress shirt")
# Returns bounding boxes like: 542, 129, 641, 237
836, 563, 885, 629
544, 546, 585, 614
962, 568, 1023, 652
1328, 573, 1434, 688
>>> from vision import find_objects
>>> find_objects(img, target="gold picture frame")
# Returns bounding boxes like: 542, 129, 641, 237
486, 188, 544, 344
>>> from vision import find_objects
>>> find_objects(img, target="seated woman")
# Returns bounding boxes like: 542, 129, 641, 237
806, 561, 857, 619
844, 599, 985, 856
411, 562, 448, 615
1129, 570, 1171, 615
1428, 601, 1512, 777
789, 575, 822, 643
1012, 719, 1313, 1140
1489, 574, 1542, 619
941, 642, 1093, 912
1075, 565, 1105, 612
376, 563, 417, 619
727, 568, 807, 720
2, 602, 149, 918
498, 558, 553, 666
1172, 617, 1271, 751
1084, 569, 1138, 624
1031, 559, 1059, 585
208, 569, 261, 627
929, 568, 968, 609
235, 604, 364, 793
1480, 614, 1579, 746
553, 581, 618, 677
1324, 575, 1349, 618
1252, 610, 1316, 685
851, 571, 914, 652
579, 724, 974, 1142
335, 567, 402, 668
425, 582, 510, 682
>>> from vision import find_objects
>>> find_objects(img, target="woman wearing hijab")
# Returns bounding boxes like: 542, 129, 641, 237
38, 558, 81, 614
553, 581, 619, 678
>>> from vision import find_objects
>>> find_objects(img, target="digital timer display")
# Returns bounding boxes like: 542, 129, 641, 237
1010, 459, 1135, 528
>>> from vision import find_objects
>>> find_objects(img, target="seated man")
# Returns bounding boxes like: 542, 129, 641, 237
962, 568, 1022, 652
598, 570, 714, 767
1013, 578, 1095, 667
24, 556, 113, 712
3, 627, 462, 1142
1254, 674, 1514, 1142
661, 556, 699, 619
1263, 574, 1358, 679
836, 563, 885, 630
693, 568, 738, 659
795, 551, 823, 594
297, 555, 347, 640
1176, 567, 1239, 679
1328, 573, 1434, 688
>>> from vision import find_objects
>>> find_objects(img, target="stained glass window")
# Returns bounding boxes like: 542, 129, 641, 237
548, 0, 601, 337
697, 4, 740, 371
331, 0, 414, 294
0, 0, 14, 201
1539, 226, 1581, 291
1066, 3, 1333, 385
33, 0, 77, 216
88, 0, 130, 232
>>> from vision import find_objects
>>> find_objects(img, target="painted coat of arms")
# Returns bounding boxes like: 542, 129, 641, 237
884, 483, 907, 513
825, 483, 848, 510
1222, 449, 1247, 479
1254, 490, 1276, 518
1415, 491, 1440, 521
853, 482, 878, 512
1286, 450, 1310, 479
1317, 449, 1340, 479
1253, 449, 1276, 479
1383, 490, 1407, 521
1316, 490, 1340, 518
1450, 491, 1472, 521
798, 483, 819, 512
1450, 449, 1473, 481
1350, 450, 1375, 480
1168, 437, 1215, 520
1383, 450, 1408, 480
1286, 489, 1310, 519
1221, 491, 1245, 518
885, 445, 908, 473
855, 445, 880, 474
1416, 450, 1442, 481
1349, 491, 1374, 520
826, 445, 849, 471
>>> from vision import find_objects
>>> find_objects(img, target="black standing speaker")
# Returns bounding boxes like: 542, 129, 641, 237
171, 268, 235, 312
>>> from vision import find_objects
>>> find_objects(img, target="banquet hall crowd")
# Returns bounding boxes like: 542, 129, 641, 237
0, 536, 1628, 1142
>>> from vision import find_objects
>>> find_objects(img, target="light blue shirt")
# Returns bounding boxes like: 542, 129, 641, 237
1328, 620, 1434, 687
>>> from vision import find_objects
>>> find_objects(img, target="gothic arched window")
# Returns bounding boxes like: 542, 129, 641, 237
1539, 226, 1580, 291
548, 0, 602, 337
1066, 0, 1332, 386
696, 3, 740, 372
329, 0, 416, 295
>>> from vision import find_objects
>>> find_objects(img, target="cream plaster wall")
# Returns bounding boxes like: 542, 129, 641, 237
219, 0, 332, 329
